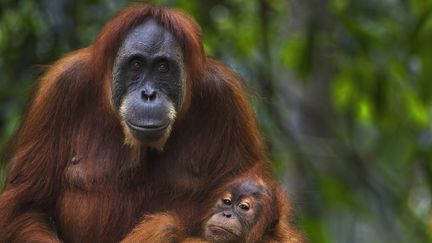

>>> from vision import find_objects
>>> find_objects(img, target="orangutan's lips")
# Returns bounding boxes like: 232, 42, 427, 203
126, 121, 168, 132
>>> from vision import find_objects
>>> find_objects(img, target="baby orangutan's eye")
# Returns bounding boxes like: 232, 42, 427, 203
239, 203, 250, 211
222, 198, 232, 206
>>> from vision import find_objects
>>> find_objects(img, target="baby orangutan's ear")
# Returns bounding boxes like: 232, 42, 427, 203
268, 218, 279, 232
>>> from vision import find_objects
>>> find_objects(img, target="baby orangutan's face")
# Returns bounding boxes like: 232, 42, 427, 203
204, 182, 263, 242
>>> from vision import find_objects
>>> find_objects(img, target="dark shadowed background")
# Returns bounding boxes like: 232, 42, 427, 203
1, 0, 432, 242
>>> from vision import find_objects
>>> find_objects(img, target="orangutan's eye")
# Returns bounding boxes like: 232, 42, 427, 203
130, 58, 143, 71
222, 198, 232, 206
157, 61, 169, 73
239, 203, 250, 211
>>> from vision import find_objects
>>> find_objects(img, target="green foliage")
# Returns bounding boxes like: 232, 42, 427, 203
1, 0, 432, 242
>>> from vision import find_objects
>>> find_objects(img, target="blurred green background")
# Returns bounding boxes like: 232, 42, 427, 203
1, 0, 432, 242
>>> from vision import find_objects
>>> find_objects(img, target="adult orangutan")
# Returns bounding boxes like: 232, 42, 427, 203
0, 4, 303, 243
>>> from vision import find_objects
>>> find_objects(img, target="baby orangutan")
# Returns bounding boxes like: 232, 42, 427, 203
202, 178, 281, 243
129, 178, 304, 243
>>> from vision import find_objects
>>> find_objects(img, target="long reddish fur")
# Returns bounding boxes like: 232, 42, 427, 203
0, 4, 303, 242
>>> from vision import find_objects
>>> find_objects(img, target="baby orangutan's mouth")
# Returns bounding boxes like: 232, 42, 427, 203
207, 225, 237, 236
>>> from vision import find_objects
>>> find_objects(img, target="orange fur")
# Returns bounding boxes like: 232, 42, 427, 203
2, 211, 61, 243
121, 213, 185, 243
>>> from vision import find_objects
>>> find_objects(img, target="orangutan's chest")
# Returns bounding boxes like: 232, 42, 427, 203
55, 188, 144, 243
